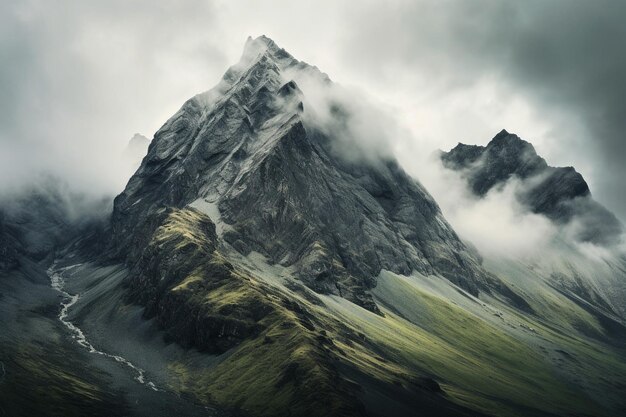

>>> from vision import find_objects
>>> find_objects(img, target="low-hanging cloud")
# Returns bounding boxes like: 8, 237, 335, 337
1, 1, 624, 236
0, 0, 227, 198
282, 65, 400, 164
335, 0, 626, 221
281, 58, 575, 259
415, 154, 560, 258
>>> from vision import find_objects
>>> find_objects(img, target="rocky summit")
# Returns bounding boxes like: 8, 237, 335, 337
441, 129, 623, 244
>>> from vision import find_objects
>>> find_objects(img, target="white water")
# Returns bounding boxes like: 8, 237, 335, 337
48, 263, 158, 391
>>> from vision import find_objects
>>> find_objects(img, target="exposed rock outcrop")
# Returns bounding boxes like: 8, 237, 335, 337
441, 129, 623, 244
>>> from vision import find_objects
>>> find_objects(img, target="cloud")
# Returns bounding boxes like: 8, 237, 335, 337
280, 52, 570, 259
1, 0, 624, 226
282, 65, 401, 164
0, 0, 226, 196
416, 155, 561, 258
334, 0, 626, 221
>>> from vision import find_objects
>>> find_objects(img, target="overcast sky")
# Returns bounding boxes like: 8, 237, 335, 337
1, 0, 625, 221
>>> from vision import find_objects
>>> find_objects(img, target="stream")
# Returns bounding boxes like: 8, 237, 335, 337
48, 263, 158, 391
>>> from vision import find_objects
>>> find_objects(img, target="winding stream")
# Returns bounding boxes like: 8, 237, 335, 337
48, 263, 158, 391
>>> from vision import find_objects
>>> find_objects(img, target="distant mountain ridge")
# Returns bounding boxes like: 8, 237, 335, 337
440, 129, 623, 244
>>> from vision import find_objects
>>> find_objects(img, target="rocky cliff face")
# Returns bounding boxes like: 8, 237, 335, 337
441, 129, 623, 244
111, 36, 506, 311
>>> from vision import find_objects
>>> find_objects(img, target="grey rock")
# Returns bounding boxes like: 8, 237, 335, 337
441, 129, 623, 244
111, 36, 516, 311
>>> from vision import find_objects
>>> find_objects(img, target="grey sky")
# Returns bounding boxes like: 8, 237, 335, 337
1, 0, 625, 221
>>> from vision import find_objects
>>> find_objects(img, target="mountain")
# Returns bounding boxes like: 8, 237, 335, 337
124, 133, 151, 168
2, 36, 626, 417
440, 128, 626, 323
101, 36, 626, 415
111, 35, 520, 312
440, 129, 623, 244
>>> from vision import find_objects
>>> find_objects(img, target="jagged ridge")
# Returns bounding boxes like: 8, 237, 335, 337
441, 129, 623, 244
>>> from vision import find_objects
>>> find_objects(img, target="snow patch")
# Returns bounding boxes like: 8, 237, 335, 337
189, 197, 230, 237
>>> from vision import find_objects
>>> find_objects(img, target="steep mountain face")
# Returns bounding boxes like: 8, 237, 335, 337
441, 129, 623, 244
112, 36, 500, 311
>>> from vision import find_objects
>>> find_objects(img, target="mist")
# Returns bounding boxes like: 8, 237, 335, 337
2, 1, 624, 256
280, 50, 625, 260
0, 0, 227, 198
283, 65, 399, 165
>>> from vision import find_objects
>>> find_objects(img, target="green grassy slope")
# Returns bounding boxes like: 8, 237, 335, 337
366, 271, 625, 416
117, 207, 626, 417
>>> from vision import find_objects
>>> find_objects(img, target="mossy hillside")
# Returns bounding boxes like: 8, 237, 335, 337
520, 286, 607, 339
166, 268, 467, 417
444, 262, 626, 414
482, 257, 626, 411
349, 273, 611, 417
125, 207, 218, 315
152, 208, 217, 251
483, 258, 607, 339
169, 307, 365, 417
486, 291, 626, 413
143, 208, 481, 416
131, 207, 367, 416
0, 342, 127, 417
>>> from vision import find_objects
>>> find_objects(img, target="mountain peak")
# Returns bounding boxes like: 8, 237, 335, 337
440, 130, 622, 244
491, 129, 525, 146
249, 34, 277, 48
111, 37, 503, 312
243, 35, 276, 55
240, 35, 295, 69
494, 128, 510, 139
124, 133, 150, 167
128, 133, 149, 148
493, 129, 510, 140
